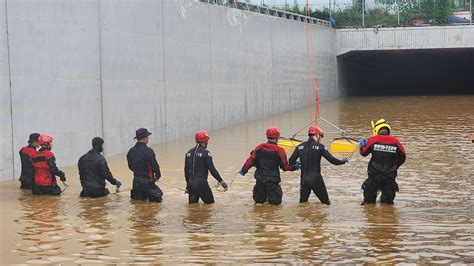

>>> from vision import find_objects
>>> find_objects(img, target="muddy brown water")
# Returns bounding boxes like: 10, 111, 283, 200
1, 96, 473, 264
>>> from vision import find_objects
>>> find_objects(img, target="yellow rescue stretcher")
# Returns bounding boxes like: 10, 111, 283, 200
277, 138, 302, 151
329, 137, 358, 153
278, 136, 359, 153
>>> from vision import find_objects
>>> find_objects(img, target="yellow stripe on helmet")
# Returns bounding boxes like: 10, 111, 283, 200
371, 119, 391, 136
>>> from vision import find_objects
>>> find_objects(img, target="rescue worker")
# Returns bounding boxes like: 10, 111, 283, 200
19, 133, 40, 189
127, 128, 163, 202
184, 130, 228, 204
78, 137, 122, 198
31, 134, 67, 195
359, 119, 406, 205
289, 126, 348, 205
239, 126, 298, 205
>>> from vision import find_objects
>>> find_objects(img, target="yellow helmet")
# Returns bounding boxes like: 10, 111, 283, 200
371, 119, 391, 136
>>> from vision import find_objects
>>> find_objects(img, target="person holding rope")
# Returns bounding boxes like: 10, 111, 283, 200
31, 134, 67, 195
78, 137, 122, 198
184, 130, 228, 204
359, 119, 406, 205
239, 126, 298, 205
289, 126, 348, 205
18, 133, 40, 189
127, 128, 163, 202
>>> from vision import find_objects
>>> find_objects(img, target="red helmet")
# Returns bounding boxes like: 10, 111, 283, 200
308, 126, 324, 138
38, 134, 53, 146
266, 126, 280, 139
195, 130, 210, 143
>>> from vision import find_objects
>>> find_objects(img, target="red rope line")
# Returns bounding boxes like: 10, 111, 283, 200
305, 0, 319, 126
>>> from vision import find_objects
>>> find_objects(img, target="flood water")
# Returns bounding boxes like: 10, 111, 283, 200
1, 96, 473, 264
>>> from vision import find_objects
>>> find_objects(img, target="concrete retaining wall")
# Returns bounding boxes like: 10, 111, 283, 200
0, 0, 338, 180
0, 0, 13, 181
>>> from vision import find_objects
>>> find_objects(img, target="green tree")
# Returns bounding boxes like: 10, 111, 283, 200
311, 8, 331, 20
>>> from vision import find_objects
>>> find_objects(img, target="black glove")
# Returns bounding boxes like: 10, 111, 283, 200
59, 172, 66, 182
341, 158, 349, 164
220, 180, 228, 191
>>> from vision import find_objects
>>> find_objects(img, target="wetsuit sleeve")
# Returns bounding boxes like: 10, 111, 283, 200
288, 146, 300, 166
321, 146, 346, 165
47, 157, 65, 179
396, 139, 406, 167
206, 151, 223, 183
99, 157, 117, 185
277, 147, 296, 171
19, 150, 30, 166
126, 150, 133, 172
184, 153, 190, 183
360, 137, 375, 156
147, 148, 161, 180
241, 148, 257, 174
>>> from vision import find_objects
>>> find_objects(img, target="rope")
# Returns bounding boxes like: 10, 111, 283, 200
59, 182, 82, 193
291, 119, 316, 139
305, 0, 318, 124
320, 116, 346, 135
115, 180, 188, 194
213, 171, 240, 192
114, 186, 132, 194
157, 180, 187, 193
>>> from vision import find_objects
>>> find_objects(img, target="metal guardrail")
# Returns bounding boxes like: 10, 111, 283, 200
199, 0, 333, 28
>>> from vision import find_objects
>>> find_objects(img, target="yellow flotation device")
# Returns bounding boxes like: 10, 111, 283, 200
277, 138, 302, 151
329, 137, 358, 153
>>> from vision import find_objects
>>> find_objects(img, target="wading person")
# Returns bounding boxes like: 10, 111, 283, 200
289, 126, 348, 205
127, 128, 163, 202
184, 130, 228, 204
78, 137, 122, 198
31, 134, 67, 195
359, 119, 406, 205
239, 126, 298, 205
19, 133, 40, 189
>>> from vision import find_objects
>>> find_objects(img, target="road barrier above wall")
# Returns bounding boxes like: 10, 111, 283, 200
199, 0, 332, 27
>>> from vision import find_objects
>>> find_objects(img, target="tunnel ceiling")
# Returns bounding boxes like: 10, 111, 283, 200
338, 48, 474, 96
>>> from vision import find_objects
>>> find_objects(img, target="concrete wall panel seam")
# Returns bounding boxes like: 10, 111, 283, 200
97, 0, 105, 153
5, 0, 14, 179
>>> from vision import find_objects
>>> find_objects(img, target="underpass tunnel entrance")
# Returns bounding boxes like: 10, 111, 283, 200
337, 48, 474, 96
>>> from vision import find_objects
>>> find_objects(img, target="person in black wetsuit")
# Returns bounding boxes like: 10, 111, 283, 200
184, 130, 228, 204
127, 128, 163, 202
359, 119, 406, 205
239, 126, 298, 205
78, 137, 122, 198
289, 126, 348, 205
19, 133, 40, 189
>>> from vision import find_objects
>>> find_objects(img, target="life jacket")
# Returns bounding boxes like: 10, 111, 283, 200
19, 146, 37, 177
20, 146, 36, 158
31, 150, 57, 186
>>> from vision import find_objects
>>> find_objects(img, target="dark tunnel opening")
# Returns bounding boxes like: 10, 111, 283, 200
337, 48, 474, 96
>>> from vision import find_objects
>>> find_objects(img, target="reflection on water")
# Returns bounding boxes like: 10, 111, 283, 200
18, 194, 64, 256
128, 201, 162, 259
1, 96, 473, 264
294, 205, 327, 261
77, 198, 113, 258
362, 205, 400, 261
251, 205, 286, 262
